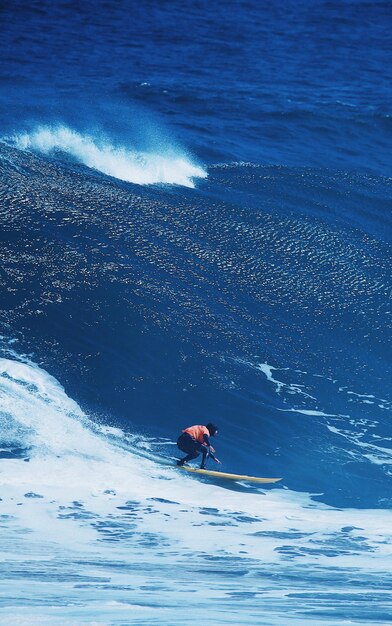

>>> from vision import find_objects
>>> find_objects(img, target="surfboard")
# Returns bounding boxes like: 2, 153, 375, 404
178, 466, 282, 484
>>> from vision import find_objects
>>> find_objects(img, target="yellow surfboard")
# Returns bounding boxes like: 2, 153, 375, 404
179, 466, 282, 484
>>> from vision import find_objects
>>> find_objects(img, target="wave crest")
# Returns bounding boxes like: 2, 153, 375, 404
12, 125, 207, 187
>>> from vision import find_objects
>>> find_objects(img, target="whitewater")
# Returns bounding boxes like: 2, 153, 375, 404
1, 356, 391, 625
11, 125, 207, 187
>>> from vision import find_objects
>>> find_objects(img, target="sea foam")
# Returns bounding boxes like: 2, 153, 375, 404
1, 355, 391, 625
12, 125, 207, 187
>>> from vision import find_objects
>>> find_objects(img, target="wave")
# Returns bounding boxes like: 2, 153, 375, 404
10, 125, 207, 187
1, 353, 391, 626
0, 354, 286, 507
0, 143, 391, 509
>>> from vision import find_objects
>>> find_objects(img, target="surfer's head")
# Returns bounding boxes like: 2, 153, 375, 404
206, 423, 218, 436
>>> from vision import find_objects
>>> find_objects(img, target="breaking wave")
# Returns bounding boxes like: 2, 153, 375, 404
11, 125, 207, 187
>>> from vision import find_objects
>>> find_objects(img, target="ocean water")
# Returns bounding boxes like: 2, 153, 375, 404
0, 1, 391, 624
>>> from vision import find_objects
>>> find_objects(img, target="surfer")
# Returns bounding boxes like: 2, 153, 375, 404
176, 423, 221, 469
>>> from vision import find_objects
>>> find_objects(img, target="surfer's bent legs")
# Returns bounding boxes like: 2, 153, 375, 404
177, 433, 209, 468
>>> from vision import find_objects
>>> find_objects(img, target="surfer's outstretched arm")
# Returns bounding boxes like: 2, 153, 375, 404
207, 449, 221, 464
201, 434, 221, 465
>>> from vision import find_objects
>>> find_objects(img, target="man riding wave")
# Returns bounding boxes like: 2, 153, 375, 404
176, 423, 221, 469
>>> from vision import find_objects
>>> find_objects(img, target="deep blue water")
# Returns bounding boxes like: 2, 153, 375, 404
0, 1, 391, 624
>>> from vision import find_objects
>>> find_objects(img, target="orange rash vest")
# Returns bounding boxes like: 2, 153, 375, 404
183, 424, 209, 445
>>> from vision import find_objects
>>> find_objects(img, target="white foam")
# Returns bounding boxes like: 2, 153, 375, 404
1, 355, 392, 626
11, 125, 207, 187
282, 408, 348, 418
236, 359, 391, 474
254, 362, 316, 399
327, 424, 392, 465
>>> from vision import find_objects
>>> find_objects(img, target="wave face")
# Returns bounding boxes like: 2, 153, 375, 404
1, 142, 391, 623
1, 0, 392, 624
